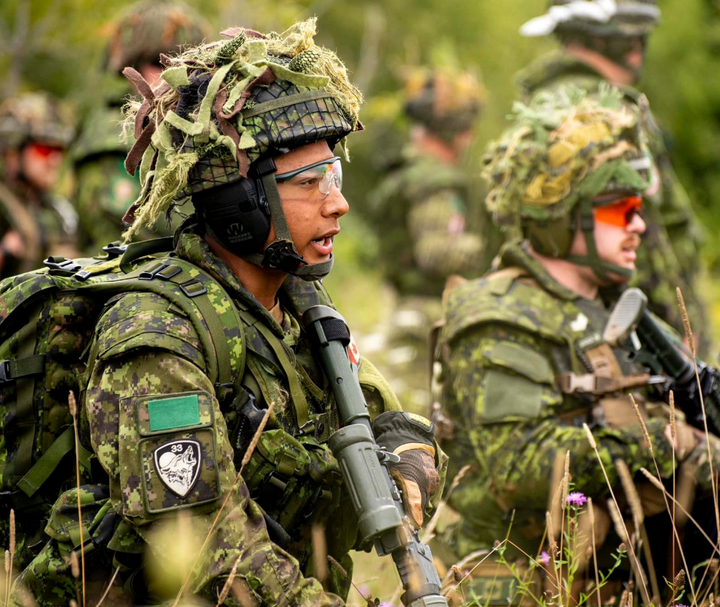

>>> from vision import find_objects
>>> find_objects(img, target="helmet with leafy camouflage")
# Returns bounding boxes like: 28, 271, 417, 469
123, 18, 363, 280
105, 0, 208, 73
483, 84, 652, 281
520, 0, 660, 38
0, 92, 74, 151
403, 65, 484, 140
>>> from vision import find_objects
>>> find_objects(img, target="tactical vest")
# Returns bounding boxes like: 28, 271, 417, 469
439, 267, 653, 429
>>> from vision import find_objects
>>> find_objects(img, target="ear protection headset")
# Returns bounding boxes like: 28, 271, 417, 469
192, 161, 273, 256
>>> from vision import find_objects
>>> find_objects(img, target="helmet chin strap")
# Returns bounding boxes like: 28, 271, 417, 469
565, 197, 635, 284
241, 165, 334, 282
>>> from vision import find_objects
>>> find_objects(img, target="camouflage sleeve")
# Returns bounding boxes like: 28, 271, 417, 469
73, 154, 140, 254
82, 293, 345, 606
407, 188, 483, 278
445, 324, 674, 509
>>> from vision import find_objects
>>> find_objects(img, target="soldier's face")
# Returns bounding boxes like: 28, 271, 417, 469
271, 140, 349, 265
569, 194, 646, 283
21, 142, 64, 192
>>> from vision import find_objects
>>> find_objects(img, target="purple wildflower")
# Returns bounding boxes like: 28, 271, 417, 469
539, 551, 550, 565
566, 492, 587, 507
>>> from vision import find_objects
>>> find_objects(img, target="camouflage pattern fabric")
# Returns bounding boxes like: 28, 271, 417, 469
368, 144, 484, 412
71, 78, 184, 253
515, 52, 708, 353
370, 145, 483, 298
10, 225, 430, 606
436, 240, 720, 560
0, 181, 79, 279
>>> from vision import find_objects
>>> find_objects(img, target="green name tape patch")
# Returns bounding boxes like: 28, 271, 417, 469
148, 394, 201, 432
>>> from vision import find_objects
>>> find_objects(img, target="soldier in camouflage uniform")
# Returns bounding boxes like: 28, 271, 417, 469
369, 66, 485, 412
437, 87, 720, 591
11, 20, 444, 606
516, 0, 709, 353
70, 0, 207, 253
0, 92, 78, 280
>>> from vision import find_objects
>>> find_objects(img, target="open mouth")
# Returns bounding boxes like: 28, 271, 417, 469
310, 235, 335, 256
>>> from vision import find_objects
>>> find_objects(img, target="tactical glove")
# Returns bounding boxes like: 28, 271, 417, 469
373, 411, 440, 528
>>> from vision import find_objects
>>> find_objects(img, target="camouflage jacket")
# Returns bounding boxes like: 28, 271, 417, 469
13, 226, 412, 606
437, 241, 718, 557
516, 52, 708, 351
70, 78, 182, 254
0, 179, 79, 279
369, 144, 483, 297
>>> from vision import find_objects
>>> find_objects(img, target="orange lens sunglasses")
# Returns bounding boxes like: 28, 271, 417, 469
27, 143, 64, 158
594, 195, 643, 227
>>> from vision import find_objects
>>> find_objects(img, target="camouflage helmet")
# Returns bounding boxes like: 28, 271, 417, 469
520, 0, 660, 38
403, 65, 484, 139
105, 0, 208, 73
0, 92, 74, 151
483, 84, 652, 280
123, 19, 363, 279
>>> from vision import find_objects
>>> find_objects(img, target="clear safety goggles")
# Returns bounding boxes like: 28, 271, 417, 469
274, 156, 342, 199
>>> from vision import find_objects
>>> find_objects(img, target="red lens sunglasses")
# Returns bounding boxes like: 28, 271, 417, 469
594, 195, 643, 227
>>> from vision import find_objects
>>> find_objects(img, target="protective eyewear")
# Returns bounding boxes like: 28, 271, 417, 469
274, 157, 342, 199
27, 143, 64, 158
594, 195, 643, 227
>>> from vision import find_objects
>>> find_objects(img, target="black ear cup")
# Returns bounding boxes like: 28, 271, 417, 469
193, 178, 271, 256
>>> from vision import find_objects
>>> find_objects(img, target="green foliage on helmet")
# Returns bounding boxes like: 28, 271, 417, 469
0, 92, 74, 151
521, 0, 661, 38
122, 18, 363, 241
105, 0, 209, 73
482, 84, 651, 238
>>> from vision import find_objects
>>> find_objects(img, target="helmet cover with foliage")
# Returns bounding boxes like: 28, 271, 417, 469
403, 64, 484, 139
483, 84, 651, 280
0, 92, 74, 151
105, 0, 209, 73
122, 18, 363, 280
520, 0, 660, 38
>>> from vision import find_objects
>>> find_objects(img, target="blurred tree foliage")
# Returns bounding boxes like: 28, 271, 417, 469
1, 0, 719, 266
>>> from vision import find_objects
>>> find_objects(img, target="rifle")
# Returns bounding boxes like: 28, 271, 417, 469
302, 305, 448, 607
604, 288, 720, 436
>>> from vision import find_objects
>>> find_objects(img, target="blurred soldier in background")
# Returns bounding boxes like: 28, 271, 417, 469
0, 92, 77, 279
517, 0, 709, 352
70, 0, 207, 253
368, 65, 485, 412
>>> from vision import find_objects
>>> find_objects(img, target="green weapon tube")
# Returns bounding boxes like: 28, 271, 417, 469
302, 305, 447, 607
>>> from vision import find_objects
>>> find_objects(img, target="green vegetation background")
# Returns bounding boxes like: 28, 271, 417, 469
3, 0, 719, 334
3, 0, 720, 602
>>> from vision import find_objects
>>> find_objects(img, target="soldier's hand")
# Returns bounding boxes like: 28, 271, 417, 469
373, 411, 440, 528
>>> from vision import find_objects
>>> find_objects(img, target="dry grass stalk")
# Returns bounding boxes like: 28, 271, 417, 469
94, 565, 121, 607
629, 394, 653, 456
607, 499, 628, 544
6, 508, 15, 606
4, 548, 10, 607
171, 399, 277, 607
69, 391, 86, 607
421, 463, 471, 544
582, 423, 651, 605
669, 389, 678, 579
15, 583, 40, 607
229, 579, 260, 607
311, 524, 329, 584
614, 460, 661, 603
216, 555, 242, 606
70, 601, 78, 607
70, 551, 80, 579
619, 588, 628, 607
588, 498, 601, 607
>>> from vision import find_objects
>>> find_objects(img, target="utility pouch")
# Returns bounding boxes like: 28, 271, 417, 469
243, 429, 341, 530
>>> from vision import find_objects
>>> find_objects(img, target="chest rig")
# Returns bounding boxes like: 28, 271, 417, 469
551, 294, 654, 428
222, 275, 346, 567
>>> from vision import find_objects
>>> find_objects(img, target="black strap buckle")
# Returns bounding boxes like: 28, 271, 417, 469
138, 262, 182, 281
254, 471, 289, 504
179, 279, 207, 298
0, 360, 11, 383
102, 243, 128, 259
43, 256, 82, 274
